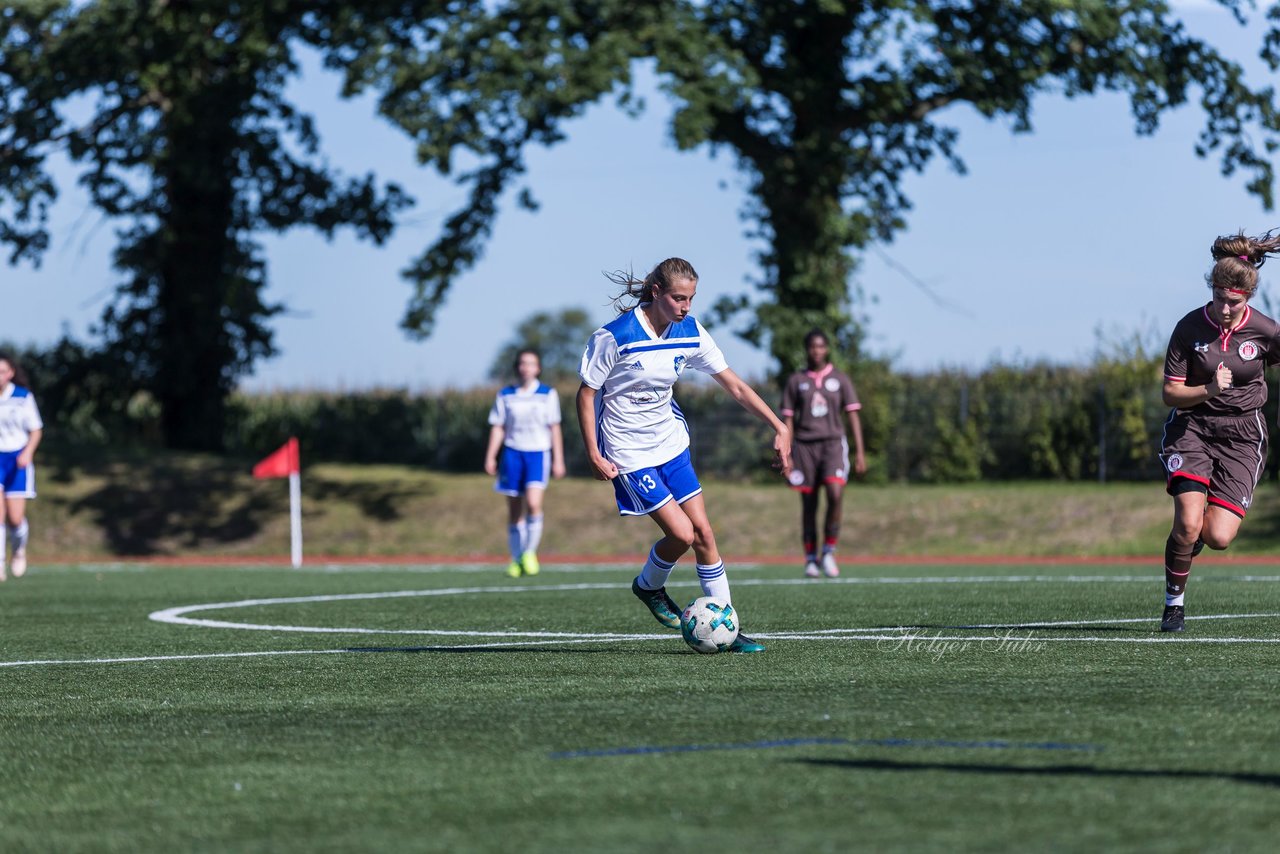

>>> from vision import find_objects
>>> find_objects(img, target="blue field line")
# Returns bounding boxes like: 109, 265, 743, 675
549, 736, 1104, 759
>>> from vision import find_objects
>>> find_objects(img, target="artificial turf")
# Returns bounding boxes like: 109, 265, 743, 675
1, 561, 1277, 852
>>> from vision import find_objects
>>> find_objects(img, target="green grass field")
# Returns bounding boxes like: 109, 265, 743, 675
2, 559, 1279, 852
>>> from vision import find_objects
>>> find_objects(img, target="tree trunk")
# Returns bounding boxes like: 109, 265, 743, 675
755, 175, 860, 377
153, 119, 239, 451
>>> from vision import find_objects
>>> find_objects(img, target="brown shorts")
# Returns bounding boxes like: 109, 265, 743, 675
787, 437, 849, 493
1160, 410, 1268, 517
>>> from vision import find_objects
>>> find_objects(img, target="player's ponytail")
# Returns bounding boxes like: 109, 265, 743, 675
1207, 229, 1280, 294
606, 257, 699, 313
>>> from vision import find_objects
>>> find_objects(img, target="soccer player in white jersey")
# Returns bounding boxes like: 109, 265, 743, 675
485, 350, 566, 577
577, 258, 792, 653
0, 353, 43, 581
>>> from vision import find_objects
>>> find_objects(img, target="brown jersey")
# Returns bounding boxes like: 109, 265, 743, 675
781, 365, 861, 442
1163, 303, 1280, 415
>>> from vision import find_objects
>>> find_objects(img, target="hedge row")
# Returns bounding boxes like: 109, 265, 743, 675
16, 334, 1276, 482
220, 354, 1271, 483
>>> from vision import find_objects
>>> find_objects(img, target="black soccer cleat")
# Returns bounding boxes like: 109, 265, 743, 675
1160, 605, 1185, 633
631, 578, 682, 629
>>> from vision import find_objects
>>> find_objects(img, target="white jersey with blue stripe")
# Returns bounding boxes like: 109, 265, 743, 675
0, 383, 42, 453
578, 307, 728, 473
488, 382, 561, 452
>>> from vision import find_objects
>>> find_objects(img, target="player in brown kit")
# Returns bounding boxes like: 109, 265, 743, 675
1158, 229, 1280, 631
780, 329, 866, 578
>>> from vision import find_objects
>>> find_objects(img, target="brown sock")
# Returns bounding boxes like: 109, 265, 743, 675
1164, 535, 1195, 597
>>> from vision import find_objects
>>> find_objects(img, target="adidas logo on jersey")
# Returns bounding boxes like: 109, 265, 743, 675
624, 359, 644, 370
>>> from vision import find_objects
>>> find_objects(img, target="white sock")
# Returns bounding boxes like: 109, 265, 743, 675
0, 523, 6, 561
507, 524, 522, 561
11, 519, 27, 551
637, 544, 676, 591
697, 560, 731, 604
525, 514, 543, 555
1165, 591, 1185, 607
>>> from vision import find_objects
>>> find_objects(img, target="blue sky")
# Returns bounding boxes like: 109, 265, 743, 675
4, 3, 1275, 390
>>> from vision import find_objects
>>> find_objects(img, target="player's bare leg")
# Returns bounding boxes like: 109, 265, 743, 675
630, 500, 694, 628
680, 495, 763, 653
1200, 504, 1243, 550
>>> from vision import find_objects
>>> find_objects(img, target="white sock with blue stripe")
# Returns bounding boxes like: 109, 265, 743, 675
10, 519, 27, 551
525, 514, 543, 555
637, 544, 676, 591
696, 560, 730, 604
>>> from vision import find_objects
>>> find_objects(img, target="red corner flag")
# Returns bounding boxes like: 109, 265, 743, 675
253, 437, 300, 479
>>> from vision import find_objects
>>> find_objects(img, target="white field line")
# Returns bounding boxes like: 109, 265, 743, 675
854, 612, 1280, 630
0, 635, 676, 669
148, 580, 1161, 635
149, 580, 1280, 638
768, 633, 1280, 644
3, 575, 1277, 670
7, 622, 1280, 670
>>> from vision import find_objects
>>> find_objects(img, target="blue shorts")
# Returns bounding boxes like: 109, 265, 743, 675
496, 447, 550, 496
0, 450, 35, 498
612, 449, 703, 517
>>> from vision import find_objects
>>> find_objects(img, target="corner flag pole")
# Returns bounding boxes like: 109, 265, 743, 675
252, 437, 303, 568
288, 468, 302, 568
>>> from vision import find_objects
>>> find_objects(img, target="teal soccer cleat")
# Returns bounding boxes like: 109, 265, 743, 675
728, 632, 766, 653
631, 578, 683, 629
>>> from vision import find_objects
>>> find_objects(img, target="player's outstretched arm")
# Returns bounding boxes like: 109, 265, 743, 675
575, 383, 618, 480
711, 368, 792, 477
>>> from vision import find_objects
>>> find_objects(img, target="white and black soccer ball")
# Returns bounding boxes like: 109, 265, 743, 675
680, 597, 739, 654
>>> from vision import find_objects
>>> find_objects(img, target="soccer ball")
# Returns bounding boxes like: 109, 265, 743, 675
680, 597, 739, 654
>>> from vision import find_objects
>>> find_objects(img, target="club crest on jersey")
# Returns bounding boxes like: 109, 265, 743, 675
1166, 454, 1184, 472
1194, 342, 1210, 353
1238, 340, 1259, 361
673, 355, 686, 376
824, 378, 840, 392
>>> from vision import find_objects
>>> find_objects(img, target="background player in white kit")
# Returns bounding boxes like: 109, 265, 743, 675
0, 353, 43, 581
485, 349, 566, 577
576, 258, 792, 653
